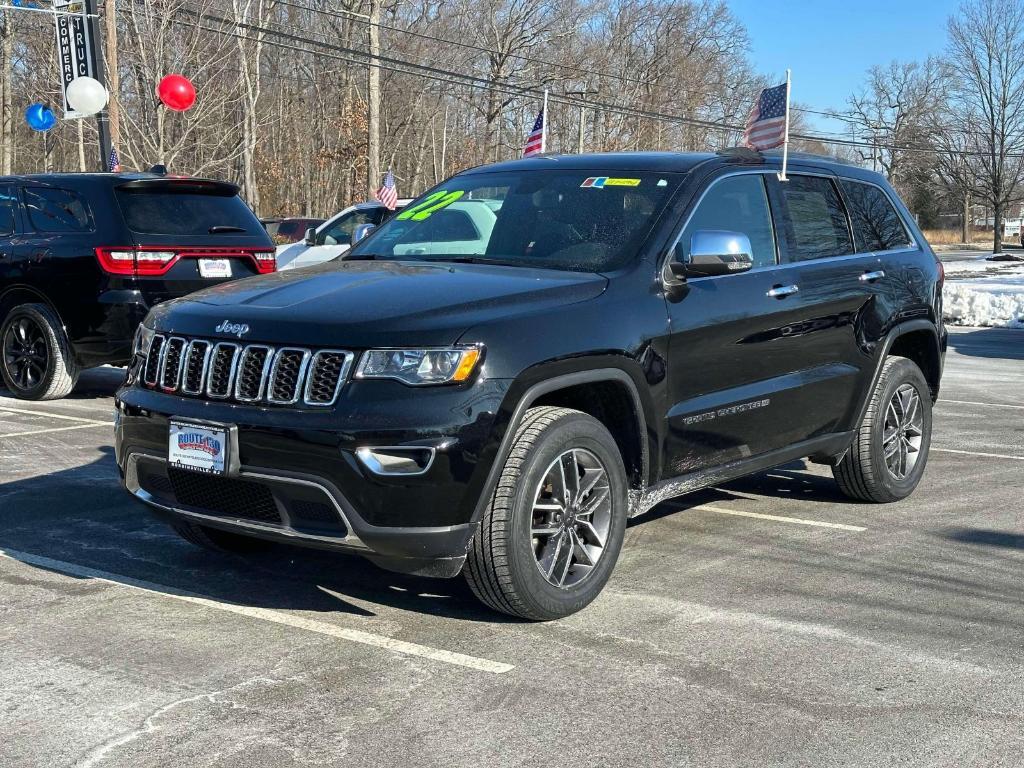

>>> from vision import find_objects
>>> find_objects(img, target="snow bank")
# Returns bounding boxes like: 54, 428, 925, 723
944, 280, 1024, 329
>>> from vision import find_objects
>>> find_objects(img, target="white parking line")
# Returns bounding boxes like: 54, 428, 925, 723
0, 405, 110, 425
932, 447, 1024, 461
939, 399, 1024, 410
695, 505, 867, 532
2, 423, 112, 439
0, 547, 514, 675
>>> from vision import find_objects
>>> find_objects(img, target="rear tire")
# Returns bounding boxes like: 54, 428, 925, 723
833, 356, 932, 503
170, 520, 271, 555
464, 406, 628, 621
0, 303, 79, 400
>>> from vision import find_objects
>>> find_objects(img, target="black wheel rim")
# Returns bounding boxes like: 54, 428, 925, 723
2, 316, 48, 391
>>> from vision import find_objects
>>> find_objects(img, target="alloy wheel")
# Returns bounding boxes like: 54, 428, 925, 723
2, 316, 48, 391
882, 383, 923, 480
530, 447, 613, 589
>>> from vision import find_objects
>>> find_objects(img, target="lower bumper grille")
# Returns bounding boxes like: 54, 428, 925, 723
167, 467, 281, 524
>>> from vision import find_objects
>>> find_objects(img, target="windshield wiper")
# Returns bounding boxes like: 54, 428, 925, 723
208, 225, 247, 234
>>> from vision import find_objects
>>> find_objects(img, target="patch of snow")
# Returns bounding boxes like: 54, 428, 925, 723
944, 277, 1024, 329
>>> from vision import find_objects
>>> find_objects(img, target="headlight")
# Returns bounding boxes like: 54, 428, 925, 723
132, 324, 155, 358
355, 346, 483, 385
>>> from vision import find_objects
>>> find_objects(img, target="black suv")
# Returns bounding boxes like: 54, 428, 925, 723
0, 173, 275, 400
115, 151, 946, 620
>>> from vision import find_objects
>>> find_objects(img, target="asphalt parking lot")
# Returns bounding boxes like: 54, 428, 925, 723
1, 326, 1022, 768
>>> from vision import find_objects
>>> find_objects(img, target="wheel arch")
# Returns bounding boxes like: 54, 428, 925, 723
471, 367, 651, 526
0, 284, 64, 326
854, 319, 942, 428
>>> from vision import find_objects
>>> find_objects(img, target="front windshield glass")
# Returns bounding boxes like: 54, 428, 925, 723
348, 170, 683, 272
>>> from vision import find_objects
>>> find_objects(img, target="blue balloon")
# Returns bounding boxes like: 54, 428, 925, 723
25, 103, 56, 132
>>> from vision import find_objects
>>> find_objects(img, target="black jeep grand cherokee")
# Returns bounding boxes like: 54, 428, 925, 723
115, 151, 946, 620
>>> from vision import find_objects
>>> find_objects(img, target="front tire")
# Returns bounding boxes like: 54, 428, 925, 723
464, 407, 628, 620
833, 356, 932, 502
0, 303, 79, 400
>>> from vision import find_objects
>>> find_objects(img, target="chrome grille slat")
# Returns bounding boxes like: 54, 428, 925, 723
142, 335, 352, 407
143, 335, 166, 386
181, 340, 211, 395
304, 350, 354, 407
267, 348, 311, 405
206, 343, 240, 399
159, 337, 187, 391
234, 345, 274, 402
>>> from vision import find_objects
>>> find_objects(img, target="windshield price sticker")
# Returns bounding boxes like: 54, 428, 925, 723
580, 177, 641, 188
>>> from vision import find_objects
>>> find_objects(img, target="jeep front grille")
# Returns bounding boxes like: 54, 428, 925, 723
142, 334, 353, 407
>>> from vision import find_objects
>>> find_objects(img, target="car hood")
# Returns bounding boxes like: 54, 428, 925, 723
148, 259, 608, 347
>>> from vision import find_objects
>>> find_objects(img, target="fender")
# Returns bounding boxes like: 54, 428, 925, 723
0, 283, 59, 316
849, 318, 941, 441
469, 367, 650, 526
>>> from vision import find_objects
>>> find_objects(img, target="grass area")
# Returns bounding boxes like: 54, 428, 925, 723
922, 229, 991, 246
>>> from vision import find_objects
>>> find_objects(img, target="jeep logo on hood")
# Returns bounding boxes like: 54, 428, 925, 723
215, 320, 250, 338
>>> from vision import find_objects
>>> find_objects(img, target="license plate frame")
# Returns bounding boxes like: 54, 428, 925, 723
198, 258, 232, 279
168, 419, 236, 476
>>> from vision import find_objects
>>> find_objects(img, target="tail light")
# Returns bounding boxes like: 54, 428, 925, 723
96, 247, 277, 276
253, 249, 277, 274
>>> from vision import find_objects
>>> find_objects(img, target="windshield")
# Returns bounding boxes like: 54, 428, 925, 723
349, 169, 683, 272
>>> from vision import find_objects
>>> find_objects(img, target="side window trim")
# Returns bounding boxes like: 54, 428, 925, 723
662, 169, 780, 280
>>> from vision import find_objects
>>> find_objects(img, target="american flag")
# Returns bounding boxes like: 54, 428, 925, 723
108, 146, 121, 173
375, 169, 398, 210
743, 82, 789, 151
522, 108, 545, 157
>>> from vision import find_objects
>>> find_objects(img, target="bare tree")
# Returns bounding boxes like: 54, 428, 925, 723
947, 0, 1024, 253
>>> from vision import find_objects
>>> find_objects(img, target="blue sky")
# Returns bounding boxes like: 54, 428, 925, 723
726, 0, 961, 136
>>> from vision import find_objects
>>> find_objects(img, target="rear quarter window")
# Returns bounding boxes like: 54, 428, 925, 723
840, 180, 913, 252
24, 187, 94, 233
116, 189, 262, 236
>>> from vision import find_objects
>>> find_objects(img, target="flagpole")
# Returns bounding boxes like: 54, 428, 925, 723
541, 89, 549, 153
779, 69, 791, 182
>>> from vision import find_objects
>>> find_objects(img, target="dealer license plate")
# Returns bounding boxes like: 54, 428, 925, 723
168, 421, 228, 475
198, 259, 232, 278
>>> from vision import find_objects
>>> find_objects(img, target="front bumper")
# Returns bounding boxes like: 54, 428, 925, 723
115, 378, 511, 577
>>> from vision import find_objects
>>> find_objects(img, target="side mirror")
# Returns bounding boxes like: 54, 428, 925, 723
671, 230, 755, 280
351, 223, 376, 245
303, 227, 317, 246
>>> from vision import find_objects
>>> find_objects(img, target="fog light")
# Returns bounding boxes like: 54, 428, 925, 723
355, 446, 435, 476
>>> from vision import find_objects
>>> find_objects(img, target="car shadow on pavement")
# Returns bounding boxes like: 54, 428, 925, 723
947, 328, 1024, 360
0, 445, 516, 624
942, 527, 1024, 550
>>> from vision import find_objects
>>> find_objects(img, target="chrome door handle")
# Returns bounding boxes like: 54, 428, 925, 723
859, 270, 886, 282
767, 284, 799, 298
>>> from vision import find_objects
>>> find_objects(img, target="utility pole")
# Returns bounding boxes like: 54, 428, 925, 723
84, 0, 112, 170
103, 0, 120, 158
366, 0, 381, 197
565, 88, 596, 154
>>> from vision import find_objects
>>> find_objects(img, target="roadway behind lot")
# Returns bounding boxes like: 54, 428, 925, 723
1, 327, 1022, 768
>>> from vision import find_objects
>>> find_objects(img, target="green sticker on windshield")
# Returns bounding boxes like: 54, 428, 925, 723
397, 190, 465, 221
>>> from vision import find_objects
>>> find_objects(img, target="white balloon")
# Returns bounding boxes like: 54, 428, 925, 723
66, 77, 109, 116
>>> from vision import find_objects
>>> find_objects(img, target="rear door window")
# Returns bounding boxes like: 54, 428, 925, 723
0, 186, 17, 235
24, 187, 94, 233
775, 175, 853, 262
116, 189, 262, 236
677, 174, 777, 268
840, 180, 913, 252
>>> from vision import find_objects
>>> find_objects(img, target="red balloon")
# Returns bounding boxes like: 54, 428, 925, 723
157, 74, 196, 111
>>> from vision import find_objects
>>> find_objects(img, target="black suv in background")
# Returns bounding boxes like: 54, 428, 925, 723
115, 151, 945, 620
0, 173, 275, 400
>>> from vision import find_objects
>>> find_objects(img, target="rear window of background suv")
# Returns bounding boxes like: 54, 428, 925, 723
116, 189, 262, 236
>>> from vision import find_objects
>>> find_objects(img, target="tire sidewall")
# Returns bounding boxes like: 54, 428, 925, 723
869, 359, 932, 498
505, 414, 628, 619
0, 306, 58, 398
